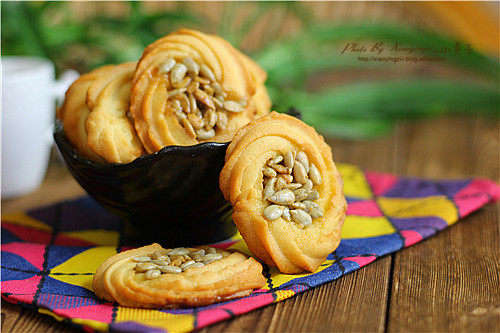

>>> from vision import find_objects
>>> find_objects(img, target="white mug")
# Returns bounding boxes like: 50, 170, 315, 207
1, 56, 79, 198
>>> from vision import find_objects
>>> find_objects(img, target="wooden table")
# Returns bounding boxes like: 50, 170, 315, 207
2, 116, 498, 332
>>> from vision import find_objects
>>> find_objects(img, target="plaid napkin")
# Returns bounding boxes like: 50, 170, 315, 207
2, 164, 498, 332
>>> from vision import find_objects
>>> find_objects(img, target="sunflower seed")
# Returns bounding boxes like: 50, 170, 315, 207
182, 57, 200, 75
216, 111, 228, 130
304, 200, 323, 218
282, 206, 291, 221
291, 201, 306, 210
135, 262, 157, 272
174, 108, 187, 120
268, 155, 284, 165
145, 269, 161, 279
181, 117, 197, 138
170, 258, 182, 266
200, 253, 223, 261
302, 179, 313, 191
203, 84, 215, 96
133, 256, 152, 262
207, 247, 217, 254
290, 209, 312, 226
188, 93, 198, 113
293, 161, 309, 184
271, 164, 288, 174
187, 81, 199, 94
264, 177, 277, 199
212, 82, 223, 95
149, 259, 168, 266
172, 76, 192, 89
167, 247, 190, 255
223, 100, 244, 113
263, 167, 277, 178
307, 190, 320, 201
180, 260, 196, 270
213, 97, 223, 109
284, 151, 295, 170
199, 64, 216, 82
158, 58, 176, 74
285, 183, 302, 190
191, 249, 205, 260
170, 63, 187, 83
171, 99, 182, 110
195, 76, 211, 85
151, 252, 167, 261
159, 265, 182, 274
203, 259, 217, 264
281, 174, 293, 183
176, 93, 190, 112
196, 128, 215, 140
240, 99, 248, 107
263, 205, 284, 220
293, 188, 310, 201
187, 114, 204, 130
309, 163, 322, 185
296, 152, 309, 173
184, 262, 205, 270
275, 176, 287, 191
194, 89, 215, 109
168, 88, 187, 98
268, 189, 295, 205
204, 109, 217, 128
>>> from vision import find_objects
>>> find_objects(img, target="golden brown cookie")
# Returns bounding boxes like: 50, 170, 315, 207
219, 112, 347, 274
57, 65, 115, 163
93, 243, 266, 308
58, 63, 146, 163
130, 28, 271, 152
85, 62, 146, 163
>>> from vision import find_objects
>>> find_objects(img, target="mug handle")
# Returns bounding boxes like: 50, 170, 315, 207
52, 69, 80, 105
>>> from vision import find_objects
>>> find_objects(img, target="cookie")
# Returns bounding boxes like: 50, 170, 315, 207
93, 243, 266, 308
58, 63, 146, 163
85, 62, 146, 163
220, 112, 347, 273
130, 28, 271, 152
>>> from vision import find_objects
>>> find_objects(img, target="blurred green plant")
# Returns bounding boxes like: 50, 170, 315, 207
2, 1, 498, 139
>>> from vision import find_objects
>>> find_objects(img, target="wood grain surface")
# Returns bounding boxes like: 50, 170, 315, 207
2, 116, 499, 332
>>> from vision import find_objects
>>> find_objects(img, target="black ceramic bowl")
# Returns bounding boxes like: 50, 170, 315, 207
54, 109, 300, 246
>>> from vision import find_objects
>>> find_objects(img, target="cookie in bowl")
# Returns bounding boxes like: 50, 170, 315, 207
93, 243, 266, 308
131, 28, 271, 151
58, 62, 146, 164
220, 112, 347, 274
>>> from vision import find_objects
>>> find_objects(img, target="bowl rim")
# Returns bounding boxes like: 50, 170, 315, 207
53, 120, 230, 171
53, 108, 300, 171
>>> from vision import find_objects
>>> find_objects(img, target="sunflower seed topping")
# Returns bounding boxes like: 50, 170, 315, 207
182, 57, 200, 75
263, 205, 285, 221
159, 265, 182, 274
309, 163, 322, 185
164, 57, 240, 140
199, 64, 216, 82
290, 209, 312, 226
133, 247, 224, 277
158, 58, 176, 74
262, 150, 323, 226
296, 151, 309, 173
170, 63, 187, 83
145, 269, 162, 279
196, 127, 215, 140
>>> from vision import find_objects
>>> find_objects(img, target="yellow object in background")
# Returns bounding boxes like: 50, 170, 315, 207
421, 1, 499, 56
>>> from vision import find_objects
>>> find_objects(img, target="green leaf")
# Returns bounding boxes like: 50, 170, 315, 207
277, 80, 499, 120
